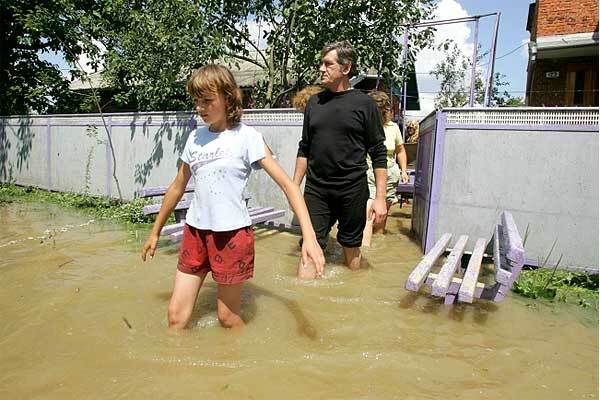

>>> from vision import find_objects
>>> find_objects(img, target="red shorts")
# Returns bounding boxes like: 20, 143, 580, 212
177, 224, 255, 285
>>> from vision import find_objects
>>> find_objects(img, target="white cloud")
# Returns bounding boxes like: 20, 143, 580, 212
406, 0, 473, 119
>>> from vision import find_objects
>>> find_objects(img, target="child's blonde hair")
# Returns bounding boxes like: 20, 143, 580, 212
187, 64, 243, 125
368, 90, 392, 124
292, 85, 323, 112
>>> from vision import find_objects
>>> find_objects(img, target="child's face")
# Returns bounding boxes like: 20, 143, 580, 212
194, 91, 227, 129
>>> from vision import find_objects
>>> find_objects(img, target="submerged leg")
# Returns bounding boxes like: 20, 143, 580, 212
167, 270, 207, 331
216, 283, 245, 329
342, 246, 362, 270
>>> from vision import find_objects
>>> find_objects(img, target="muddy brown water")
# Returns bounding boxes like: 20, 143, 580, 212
0, 201, 597, 399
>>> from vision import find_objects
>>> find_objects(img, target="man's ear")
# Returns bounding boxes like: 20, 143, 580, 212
341, 62, 352, 76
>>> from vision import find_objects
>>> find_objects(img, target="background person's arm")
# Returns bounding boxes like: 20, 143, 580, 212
396, 144, 409, 184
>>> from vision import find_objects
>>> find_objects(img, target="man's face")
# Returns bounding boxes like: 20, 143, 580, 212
319, 50, 350, 88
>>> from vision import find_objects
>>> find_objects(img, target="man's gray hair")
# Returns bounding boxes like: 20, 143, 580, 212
321, 40, 357, 76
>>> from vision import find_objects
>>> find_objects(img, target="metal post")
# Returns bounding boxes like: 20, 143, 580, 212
483, 12, 501, 107
468, 17, 480, 107
400, 28, 409, 140
375, 53, 383, 90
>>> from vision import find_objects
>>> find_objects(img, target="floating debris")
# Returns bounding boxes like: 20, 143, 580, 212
122, 317, 133, 329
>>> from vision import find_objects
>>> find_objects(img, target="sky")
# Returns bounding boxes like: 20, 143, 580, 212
40, 0, 534, 119
409, 0, 533, 118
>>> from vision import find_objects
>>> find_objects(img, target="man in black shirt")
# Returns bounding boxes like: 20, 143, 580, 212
293, 40, 388, 279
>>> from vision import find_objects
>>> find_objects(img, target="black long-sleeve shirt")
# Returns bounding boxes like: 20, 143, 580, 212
297, 89, 387, 188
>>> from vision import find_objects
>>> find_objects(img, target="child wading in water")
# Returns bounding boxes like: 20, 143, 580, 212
142, 65, 325, 330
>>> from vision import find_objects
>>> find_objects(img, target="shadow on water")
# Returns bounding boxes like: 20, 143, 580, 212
155, 282, 318, 340
132, 112, 195, 187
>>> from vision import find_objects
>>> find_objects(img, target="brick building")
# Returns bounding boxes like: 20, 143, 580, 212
526, 0, 599, 106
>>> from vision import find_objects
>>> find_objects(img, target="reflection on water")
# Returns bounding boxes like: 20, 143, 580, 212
0, 202, 597, 399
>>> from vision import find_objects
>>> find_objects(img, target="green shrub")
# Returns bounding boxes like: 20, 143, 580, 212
513, 268, 599, 309
0, 184, 154, 224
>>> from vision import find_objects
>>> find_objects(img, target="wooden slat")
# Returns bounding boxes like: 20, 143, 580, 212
142, 199, 192, 216
493, 224, 513, 286
249, 207, 274, 215
249, 209, 286, 224
168, 208, 286, 243
458, 238, 487, 303
500, 211, 525, 266
137, 184, 194, 198
426, 273, 485, 296
431, 235, 469, 297
160, 222, 185, 236
405, 233, 452, 291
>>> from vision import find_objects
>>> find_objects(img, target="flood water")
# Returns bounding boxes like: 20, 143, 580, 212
0, 201, 597, 399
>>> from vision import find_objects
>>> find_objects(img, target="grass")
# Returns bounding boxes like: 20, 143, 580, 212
0, 184, 154, 224
513, 268, 599, 309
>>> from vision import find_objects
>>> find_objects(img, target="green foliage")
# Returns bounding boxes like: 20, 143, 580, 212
513, 268, 599, 309
0, 0, 103, 115
431, 40, 524, 109
3, 0, 437, 112
0, 184, 153, 224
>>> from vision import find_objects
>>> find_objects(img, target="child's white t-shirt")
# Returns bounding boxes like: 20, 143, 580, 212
180, 123, 266, 232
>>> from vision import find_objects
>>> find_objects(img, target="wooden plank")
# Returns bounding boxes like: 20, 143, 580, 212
249, 207, 274, 215
501, 211, 525, 266
160, 222, 185, 236
168, 208, 286, 243
142, 199, 192, 216
426, 273, 485, 296
493, 224, 513, 286
458, 238, 487, 303
137, 184, 194, 198
431, 235, 469, 297
405, 233, 452, 291
250, 209, 286, 224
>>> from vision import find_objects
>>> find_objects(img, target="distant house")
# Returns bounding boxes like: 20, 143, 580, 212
525, 0, 599, 106
350, 70, 420, 121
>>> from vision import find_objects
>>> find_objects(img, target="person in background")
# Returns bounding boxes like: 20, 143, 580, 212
292, 85, 324, 113
362, 91, 409, 247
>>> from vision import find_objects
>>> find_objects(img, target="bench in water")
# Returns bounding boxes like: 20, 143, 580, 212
138, 185, 286, 243
405, 211, 525, 305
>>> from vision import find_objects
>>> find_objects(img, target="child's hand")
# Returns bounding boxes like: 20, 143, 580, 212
141, 234, 159, 261
301, 235, 325, 278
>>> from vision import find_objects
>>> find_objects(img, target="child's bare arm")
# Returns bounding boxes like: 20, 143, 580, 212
141, 163, 191, 261
258, 146, 325, 276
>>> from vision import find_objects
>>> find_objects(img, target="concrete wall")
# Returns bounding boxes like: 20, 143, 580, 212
413, 108, 599, 272
0, 111, 303, 225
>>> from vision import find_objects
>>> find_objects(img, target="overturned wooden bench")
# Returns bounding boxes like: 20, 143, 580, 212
138, 185, 286, 243
405, 211, 525, 305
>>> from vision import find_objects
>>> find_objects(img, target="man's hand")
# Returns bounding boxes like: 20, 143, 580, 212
141, 234, 159, 261
301, 235, 325, 278
369, 197, 387, 225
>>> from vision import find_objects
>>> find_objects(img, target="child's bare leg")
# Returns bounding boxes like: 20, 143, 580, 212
343, 246, 362, 270
362, 199, 374, 247
297, 257, 318, 280
216, 283, 245, 329
168, 270, 207, 331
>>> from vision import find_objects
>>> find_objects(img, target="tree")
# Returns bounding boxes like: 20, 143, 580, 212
430, 40, 524, 109
97, 0, 436, 110
0, 1, 103, 115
